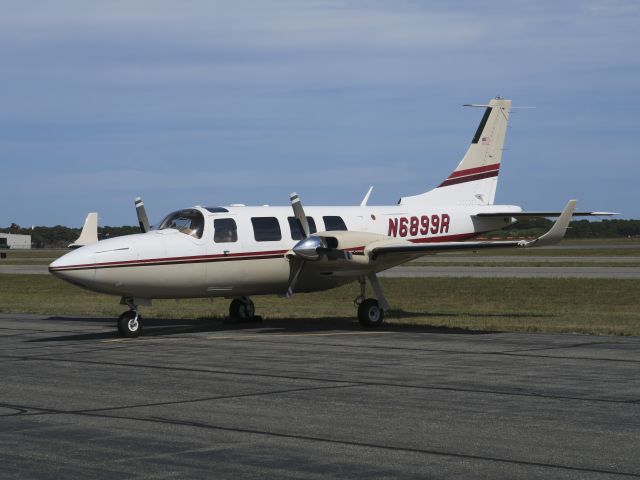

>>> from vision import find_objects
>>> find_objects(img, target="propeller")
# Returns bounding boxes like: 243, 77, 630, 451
285, 192, 354, 297
135, 196, 150, 233
290, 192, 310, 239
286, 192, 313, 297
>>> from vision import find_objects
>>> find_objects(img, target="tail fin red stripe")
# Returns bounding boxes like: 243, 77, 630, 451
439, 170, 499, 187
447, 163, 500, 179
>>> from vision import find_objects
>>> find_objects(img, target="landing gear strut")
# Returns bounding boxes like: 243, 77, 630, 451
355, 274, 389, 328
229, 297, 261, 322
118, 298, 142, 337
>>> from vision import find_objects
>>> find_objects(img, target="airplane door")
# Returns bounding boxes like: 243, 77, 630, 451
206, 217, 245, 295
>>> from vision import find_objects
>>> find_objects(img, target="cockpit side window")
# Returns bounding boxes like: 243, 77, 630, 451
158, 209, 205, 239
214, 218, 238, 243
288, 216, 317, 240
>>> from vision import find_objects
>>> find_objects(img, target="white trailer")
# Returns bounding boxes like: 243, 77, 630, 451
0, 233, 31, 249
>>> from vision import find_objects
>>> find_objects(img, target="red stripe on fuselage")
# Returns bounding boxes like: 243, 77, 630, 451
49, 245, 369, 272
49, 249, 289, 272
49, 233, 484, 273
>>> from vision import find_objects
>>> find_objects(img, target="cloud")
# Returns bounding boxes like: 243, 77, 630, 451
0, 0, 639, 224
7, 164, 414, 195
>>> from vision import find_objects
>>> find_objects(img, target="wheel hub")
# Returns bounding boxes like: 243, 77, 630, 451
128, 316, 138, 331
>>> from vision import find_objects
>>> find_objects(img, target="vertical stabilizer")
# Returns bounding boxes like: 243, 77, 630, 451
69, 212, 98, 248
400, 97, 511, 206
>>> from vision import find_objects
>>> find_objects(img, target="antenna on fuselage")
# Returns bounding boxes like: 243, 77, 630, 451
360, 186, 373, 206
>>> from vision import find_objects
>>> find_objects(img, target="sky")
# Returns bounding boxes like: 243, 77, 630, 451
1, 0, 638, 227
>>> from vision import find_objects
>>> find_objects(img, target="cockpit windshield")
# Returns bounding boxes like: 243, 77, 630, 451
157, 209, 205, 239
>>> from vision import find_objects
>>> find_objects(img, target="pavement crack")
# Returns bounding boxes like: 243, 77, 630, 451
3, 355, 637, 406
65, 411, 640, 478
39, 383, 360, 416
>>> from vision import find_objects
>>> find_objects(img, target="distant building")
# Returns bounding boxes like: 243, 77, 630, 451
0, 233, 31, 249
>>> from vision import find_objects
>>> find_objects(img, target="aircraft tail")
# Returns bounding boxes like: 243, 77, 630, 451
69, 212, 98, 248
399, 97, 511, 206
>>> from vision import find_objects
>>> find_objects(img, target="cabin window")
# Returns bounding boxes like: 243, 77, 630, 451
214, 218, 238, 243
323, 216, 347, 231
251, 217, 282, 242
287, 216, 317, 240
158, 209, 205, 239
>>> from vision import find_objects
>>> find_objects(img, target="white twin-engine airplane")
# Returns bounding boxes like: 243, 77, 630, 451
49, 97, 614, 337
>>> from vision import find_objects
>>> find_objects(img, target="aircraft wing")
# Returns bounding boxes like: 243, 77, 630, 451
369, 200, 577, 261
368, 239, 521, 260
474, 210, 616, 218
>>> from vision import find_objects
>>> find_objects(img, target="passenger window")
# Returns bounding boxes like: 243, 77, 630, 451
214, 218, 238, 243
288, 216, 317, 240
251, 217, 282, 242
323, 216, 347, 231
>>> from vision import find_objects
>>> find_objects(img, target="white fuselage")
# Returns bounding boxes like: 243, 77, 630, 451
49, 203, 518, 300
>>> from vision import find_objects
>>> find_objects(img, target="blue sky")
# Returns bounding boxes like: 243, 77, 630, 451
1, 0, 638, 226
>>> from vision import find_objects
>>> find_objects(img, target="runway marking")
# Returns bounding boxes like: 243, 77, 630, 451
206, 332, 394, 340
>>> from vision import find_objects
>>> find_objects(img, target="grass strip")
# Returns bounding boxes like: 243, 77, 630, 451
0, 274, 638, 336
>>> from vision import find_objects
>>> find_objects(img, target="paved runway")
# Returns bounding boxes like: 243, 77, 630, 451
380, 265, 640, 278
1, 313, 639, 479
0, 265, 49, 275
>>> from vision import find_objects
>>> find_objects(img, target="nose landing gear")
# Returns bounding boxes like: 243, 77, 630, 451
118, 298, 143, 337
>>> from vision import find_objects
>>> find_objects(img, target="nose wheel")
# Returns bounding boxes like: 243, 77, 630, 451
117, 310, 143, 337
117, 298, 143, 337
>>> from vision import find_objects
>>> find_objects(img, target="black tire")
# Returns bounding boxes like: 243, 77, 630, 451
118, 311, 143, 338
358, 299, 384, 327
229, 298, 255, 321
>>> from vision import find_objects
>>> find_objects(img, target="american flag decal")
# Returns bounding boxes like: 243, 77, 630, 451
481, 137, 492, 145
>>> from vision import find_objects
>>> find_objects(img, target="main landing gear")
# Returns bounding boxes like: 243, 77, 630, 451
229, 297, 262, 322
355, 274, 390, 327
118, 298, 142, 338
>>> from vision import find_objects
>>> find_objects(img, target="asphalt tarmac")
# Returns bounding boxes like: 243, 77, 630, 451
379, 265, 640, 278
1, 313, 639, 479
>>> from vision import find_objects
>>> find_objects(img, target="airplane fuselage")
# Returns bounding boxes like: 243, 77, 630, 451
49, 203, 518, 300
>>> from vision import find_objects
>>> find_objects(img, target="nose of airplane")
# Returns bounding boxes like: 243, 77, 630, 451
49, 246, 97, 287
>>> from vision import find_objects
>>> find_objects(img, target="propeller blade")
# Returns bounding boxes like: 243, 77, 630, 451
290, 192, 310, 239
286, 259, 305, 298
135, 196, 150, 233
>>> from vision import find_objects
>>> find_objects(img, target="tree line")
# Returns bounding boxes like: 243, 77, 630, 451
484, 219, 640, 239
